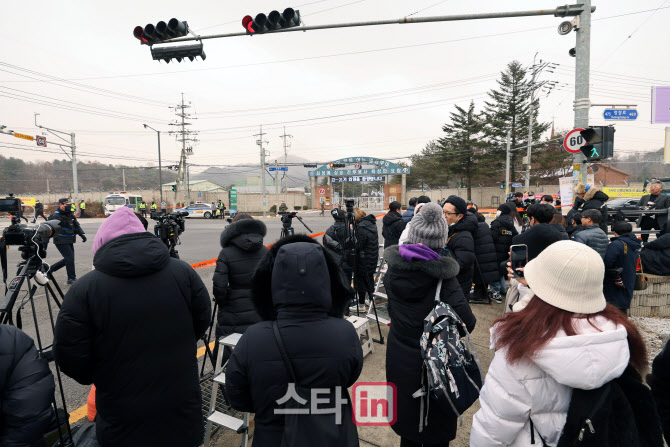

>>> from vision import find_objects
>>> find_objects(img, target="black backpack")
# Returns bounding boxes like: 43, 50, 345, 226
532, 367, 663, 447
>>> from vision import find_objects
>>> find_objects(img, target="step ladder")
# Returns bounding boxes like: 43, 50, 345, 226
372, 244, 387, 301
347, 315, 373, 357
204, 333, 250, 447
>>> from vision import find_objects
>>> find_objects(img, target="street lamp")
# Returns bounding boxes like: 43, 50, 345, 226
143, 124, 163, 204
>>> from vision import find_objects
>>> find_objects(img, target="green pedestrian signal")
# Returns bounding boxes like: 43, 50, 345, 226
579, 126, 615, 162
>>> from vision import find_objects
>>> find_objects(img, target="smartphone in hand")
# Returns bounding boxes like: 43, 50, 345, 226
510, 244, 528, 278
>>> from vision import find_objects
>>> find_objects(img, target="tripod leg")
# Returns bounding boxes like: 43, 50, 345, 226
200, 301, 218, 377
366, 275, 385, 345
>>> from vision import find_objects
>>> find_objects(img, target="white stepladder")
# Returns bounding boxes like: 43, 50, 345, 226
347, 315, 374, 357
366, 244, 391, 327
204, 333, 250, 447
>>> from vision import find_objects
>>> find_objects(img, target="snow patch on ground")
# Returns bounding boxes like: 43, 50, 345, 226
632, 316, 670, 366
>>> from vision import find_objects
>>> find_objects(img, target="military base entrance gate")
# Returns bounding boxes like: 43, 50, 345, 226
308, 157, 410, 210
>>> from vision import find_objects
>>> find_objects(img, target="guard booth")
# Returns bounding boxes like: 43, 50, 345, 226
309, 157, 410, 210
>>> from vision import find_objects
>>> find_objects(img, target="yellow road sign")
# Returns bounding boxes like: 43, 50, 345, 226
20, 197, 36, 206
14, 132, 34, 141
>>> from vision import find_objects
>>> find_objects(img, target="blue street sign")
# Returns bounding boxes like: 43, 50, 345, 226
269, 167, 288, 171
512, 183, 523, 187
603, 109, 637, 120
198, 191, 201, 198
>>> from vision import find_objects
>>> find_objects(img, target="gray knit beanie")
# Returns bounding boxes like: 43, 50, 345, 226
407, 202, 448, 249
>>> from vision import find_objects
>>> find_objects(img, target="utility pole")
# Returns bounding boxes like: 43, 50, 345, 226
280, 127, 292, 205
574, 0, 592, 184
505, 130, 511, 195
275, 159, 280, 214
34, 114, 80, 212
122, 168, 126, 191
524, 55, 558, 190
169, 93, 198, 206
143, 124, 163, 204
255, 125, 269, 216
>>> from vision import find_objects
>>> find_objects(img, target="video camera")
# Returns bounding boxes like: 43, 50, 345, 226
0, 197, 59, 247
279, 210, 298, 226
151, 211, 188, 258
278, 210, 312, 238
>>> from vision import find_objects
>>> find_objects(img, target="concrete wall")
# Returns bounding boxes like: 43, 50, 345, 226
628, 274, 670, 317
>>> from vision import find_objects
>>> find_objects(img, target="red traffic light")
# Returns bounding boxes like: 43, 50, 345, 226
133, 26, 148, 43
242, 15, 254, 33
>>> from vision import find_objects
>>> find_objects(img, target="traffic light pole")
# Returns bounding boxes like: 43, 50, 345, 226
154, 5, 592, 45
573, 0, 592, 185
34, 114, 79, 212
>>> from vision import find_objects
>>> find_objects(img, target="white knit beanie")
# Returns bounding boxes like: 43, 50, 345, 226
523, 240, 606, 314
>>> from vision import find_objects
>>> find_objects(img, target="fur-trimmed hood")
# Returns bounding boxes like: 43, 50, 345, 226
584, 186, 609, 202
251, 234, 352, 321
574, 182, 586, 195
220, 218, 267, 249
384, 245, 460, 279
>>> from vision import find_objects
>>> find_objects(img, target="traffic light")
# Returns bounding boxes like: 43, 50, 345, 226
500, 183, 504, 189
329, 163, 345, 168
171, 185, 177, 192
133, 19, 190, 45
579, 126, 615, 162
242, 8, 301, 34
151, 43, 206, 63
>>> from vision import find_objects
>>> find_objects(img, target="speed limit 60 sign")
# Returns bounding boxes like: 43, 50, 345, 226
563, 128, 585, 154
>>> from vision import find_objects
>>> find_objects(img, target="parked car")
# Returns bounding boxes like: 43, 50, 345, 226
175, 203, 214, 218
606, 197, 642, 223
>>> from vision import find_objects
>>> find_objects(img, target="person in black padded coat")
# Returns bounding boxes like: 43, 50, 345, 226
490, 203, 518, 296
53, 207, 211, 447
443, 196, 478, 299
0, 325, 55, 447
470, 211, 501, 303
212, 213, 268, 364
353, 208, 379, 307
225, 235, 363, 447
384, 202, 476, 447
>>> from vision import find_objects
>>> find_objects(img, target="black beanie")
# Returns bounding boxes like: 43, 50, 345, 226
445, 196, 467, 215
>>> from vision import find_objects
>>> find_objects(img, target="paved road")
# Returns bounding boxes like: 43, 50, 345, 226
0, 211, 377, 424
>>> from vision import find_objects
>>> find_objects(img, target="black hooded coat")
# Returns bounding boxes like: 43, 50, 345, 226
447, 212, 478, 297
225, 236, 364, 447
471, 214, 500, 286
383, 245, 475, 443
382, 211, 407, 247
212, 218, 268, 342
355, 213, 380, 274
490, 213, 518, 263
0, 325, 55, 447
640, 233, 670, 276
53, 232, 211, 447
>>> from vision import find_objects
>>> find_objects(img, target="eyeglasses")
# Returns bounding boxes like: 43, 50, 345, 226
443, 211, 458, 217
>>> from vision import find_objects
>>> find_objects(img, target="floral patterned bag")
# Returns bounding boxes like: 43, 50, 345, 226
412, 279, 483, 432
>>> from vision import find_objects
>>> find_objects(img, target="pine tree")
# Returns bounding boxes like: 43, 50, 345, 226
438, 101, 488, 200
399, 141, 449, 189
482, 61, 550, 186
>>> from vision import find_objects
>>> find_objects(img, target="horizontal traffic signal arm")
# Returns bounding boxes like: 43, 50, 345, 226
134, 19, 190, 45
140, 5, 592, 44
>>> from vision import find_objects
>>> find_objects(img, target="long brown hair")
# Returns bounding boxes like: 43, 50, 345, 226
493, 298, 647, 375
550, 213, 567, 228
508, 203, 523, 227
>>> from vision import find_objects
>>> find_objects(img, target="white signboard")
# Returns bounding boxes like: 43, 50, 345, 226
559, 177, 573, 216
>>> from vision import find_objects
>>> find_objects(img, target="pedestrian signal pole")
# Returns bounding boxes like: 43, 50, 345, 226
573, 0, 592, 184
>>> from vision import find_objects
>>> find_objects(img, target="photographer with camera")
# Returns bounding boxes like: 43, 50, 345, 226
638, 180, 670, 243
54, 207, 211, 447
48, 198, 86, 284
323, 208, 353, 281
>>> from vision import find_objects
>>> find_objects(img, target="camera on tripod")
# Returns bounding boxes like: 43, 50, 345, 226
0, 197, 59, 253
152, 211, 188, 258
278, 210, 312, 238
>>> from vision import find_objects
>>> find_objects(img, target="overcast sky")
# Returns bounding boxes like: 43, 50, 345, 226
1, 0, 668, 176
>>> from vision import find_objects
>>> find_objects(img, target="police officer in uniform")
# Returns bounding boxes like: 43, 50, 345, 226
139, 201, 147, 218
79, 200, 86, 218
49, 198, 86, 284
150, 202, 158, 216
218, 200, 226, 219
